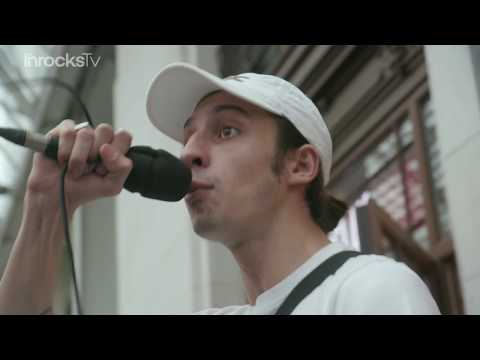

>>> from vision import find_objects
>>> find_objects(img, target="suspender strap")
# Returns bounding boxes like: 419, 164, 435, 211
275, 251, 362, 315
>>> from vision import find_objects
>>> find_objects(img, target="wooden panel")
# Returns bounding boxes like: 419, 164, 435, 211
431, 239, 454, 260
304, 46, 356, 99
288, 45, 333, 87
410, 99, 442, 246
331, 64, 428, 178
331, 48, 424, 139
266, 45, 296, 74
325, 48, 389, 129
373, 201, 437, 270
274, 45, 311, 78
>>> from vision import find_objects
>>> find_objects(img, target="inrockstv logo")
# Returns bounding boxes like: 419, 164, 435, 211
24, 52, 101, 68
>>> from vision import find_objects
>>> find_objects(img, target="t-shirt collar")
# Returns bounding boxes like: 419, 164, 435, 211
251, 241, 348, 314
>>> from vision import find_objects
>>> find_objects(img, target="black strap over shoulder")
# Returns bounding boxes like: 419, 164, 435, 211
275, 250, 362, 315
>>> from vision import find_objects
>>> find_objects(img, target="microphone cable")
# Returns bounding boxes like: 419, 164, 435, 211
2, 77, 96, 315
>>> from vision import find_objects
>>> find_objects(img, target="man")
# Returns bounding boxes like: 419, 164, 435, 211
0, 62, 440, 315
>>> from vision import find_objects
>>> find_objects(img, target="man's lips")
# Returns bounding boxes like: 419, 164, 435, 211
188, 180, 214, 194
185, 181, 214, 206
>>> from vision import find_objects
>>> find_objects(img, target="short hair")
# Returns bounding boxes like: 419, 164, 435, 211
272, 115, 347, 233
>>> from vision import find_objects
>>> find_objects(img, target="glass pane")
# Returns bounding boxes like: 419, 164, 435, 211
421, 96, 452, 240
402, 146, 426, 228
363, 132, 398, 179
412, 224, 430, 250
399, 117, 414, 148
368, 159, 409, 229
329, 207, 362, 252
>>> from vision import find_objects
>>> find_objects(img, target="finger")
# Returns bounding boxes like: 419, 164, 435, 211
94, 164, 108, 177
68, 127, 95, 179
55, 120, 77, 167
111, 129, 133, 155
92, 126, 123, 176
99, 143, 133, 184
89, 123, 114, 162
95, 129, 132, 178
46, 119, 75, 138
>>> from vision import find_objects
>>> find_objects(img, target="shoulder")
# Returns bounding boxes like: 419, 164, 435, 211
332, 254, 441, 314
192, 305, 250, 315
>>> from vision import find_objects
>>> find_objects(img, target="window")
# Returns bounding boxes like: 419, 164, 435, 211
421, 96, 452, 241
0, 45, 61, 241
363, 117, 429, 250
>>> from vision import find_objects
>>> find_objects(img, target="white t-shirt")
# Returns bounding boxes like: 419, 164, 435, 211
194, 241, 441, 315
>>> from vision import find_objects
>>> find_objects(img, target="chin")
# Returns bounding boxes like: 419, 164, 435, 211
191, 219, 243, 249
190, 217, 226, 243
191, 216, 219, 239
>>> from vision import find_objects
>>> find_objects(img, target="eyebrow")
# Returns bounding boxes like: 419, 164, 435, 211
184, 104, 251, 129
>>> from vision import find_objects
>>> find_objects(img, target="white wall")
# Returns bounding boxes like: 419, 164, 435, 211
425, 45, 480, 314
73, 46, 117, 314
114, 46, 196, 314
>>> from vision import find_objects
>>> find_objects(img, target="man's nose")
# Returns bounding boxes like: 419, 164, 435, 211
180, 134, 210, 169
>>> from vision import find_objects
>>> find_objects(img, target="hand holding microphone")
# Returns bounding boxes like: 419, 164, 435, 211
26, 120, 132, 212
0, 75, 194, 315
1, 120, 191, 214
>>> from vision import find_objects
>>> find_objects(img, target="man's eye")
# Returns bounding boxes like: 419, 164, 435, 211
219, 127, 240, 139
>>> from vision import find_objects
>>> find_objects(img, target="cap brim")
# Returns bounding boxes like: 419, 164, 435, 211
146, 63, 229, 144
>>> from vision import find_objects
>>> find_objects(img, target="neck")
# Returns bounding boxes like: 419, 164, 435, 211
229, 201, 330, 305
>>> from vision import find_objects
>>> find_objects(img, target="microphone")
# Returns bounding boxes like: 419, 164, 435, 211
0, 126, 192, 202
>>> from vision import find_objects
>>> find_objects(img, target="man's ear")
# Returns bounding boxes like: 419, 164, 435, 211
284, 144, 320, 186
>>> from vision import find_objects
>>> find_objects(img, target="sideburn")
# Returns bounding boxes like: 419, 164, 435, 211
270, 146, 290, 184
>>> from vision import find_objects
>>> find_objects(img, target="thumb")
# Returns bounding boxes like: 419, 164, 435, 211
99, 143, 133, 183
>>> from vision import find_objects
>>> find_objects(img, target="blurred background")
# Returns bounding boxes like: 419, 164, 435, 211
0, 45, 478, 314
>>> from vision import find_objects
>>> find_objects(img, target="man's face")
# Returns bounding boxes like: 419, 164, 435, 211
181, 91, 287, 247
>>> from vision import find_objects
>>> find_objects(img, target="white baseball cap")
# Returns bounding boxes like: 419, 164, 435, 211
146, 62, 333, 185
